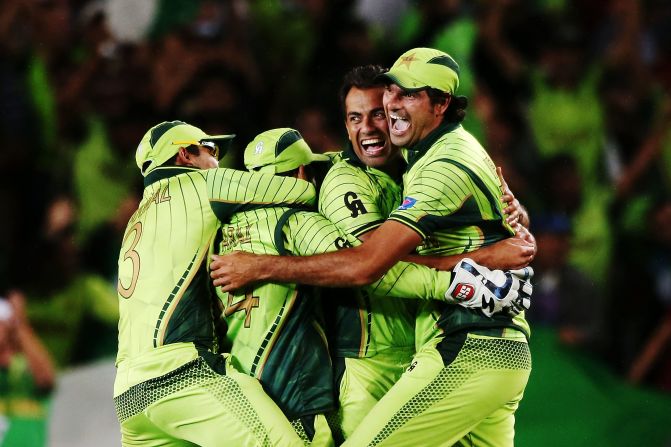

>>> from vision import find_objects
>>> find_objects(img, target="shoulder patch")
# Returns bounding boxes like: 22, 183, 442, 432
398, 196, 417, 210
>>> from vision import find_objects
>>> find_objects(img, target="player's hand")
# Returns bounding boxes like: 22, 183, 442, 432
513, 224, 537, 261
210, 252, 264, 292
497, 167, 529, 228
475, 236, 535, 270
445, 258, 533, 317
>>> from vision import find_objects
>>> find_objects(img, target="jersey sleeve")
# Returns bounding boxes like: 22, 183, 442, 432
318, 163, 387, 238
205, 168, 316, 222
367, 261, 452, 301
389, 160, 507, 240
278, 210, 359, 256
278, 210, 452, 301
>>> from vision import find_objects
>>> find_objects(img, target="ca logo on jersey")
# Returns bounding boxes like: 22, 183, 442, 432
255, 141, 264, 154
335, 236, 353, 249
344, 191, 367, 218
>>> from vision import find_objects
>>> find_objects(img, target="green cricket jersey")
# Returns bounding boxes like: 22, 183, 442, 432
319, 148, 417, 358
213, 206, 337, 420
213, 197, 453, 419
389, 123, 531, 342
114, 166, 316, 397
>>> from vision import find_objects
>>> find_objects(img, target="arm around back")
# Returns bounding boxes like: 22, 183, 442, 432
211, 220, 422, 292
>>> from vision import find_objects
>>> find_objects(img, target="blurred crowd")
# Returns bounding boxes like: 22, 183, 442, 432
1, 0, 671, 430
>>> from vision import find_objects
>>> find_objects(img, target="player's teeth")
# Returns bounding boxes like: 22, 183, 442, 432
362, 139, 382, 145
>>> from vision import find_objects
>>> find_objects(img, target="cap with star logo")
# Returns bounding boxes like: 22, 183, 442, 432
378, 47, 460, 94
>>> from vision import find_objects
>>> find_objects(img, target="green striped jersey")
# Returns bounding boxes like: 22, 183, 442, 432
389, 123, 531, 341
115, 166, 316, 395
213, 198, 452, 418
213, 206, 344, 419
318, 149, 417, 358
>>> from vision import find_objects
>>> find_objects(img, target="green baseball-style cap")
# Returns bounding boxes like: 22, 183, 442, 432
378, 47, 460, 94
244, 128, 330, 174
135, 120, 235, 176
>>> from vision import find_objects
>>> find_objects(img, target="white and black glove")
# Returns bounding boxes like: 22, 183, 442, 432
445, 258, 533, 317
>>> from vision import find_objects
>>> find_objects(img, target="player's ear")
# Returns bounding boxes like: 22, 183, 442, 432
175, 147, 193, 166
434, 95, 450, 117
296, 165, 308, 181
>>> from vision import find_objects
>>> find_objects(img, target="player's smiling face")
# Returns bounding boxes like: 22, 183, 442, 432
345, 86, 398, 169
383, 83, 445, 148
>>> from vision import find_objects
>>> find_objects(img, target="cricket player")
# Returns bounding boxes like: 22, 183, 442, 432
213, 127, 532, 446
114, 120, 316, 446
318, 65, 535, 442
212, 128, 338, 446
210, 48, 534, 446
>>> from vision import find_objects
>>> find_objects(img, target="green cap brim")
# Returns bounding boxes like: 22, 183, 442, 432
172, 134, 236, 160
376, 72, 428, 93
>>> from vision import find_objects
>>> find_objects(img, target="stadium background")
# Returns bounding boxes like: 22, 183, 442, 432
1, 0, 670, 445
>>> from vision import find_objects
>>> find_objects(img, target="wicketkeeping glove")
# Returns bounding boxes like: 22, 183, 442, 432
445, 258, 533, 317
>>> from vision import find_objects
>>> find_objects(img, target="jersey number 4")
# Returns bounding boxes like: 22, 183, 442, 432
225, 292, 260, 328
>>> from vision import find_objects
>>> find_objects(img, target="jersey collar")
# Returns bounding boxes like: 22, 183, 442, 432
342, 142, 404, 183
405, 121, 460, 171
342, 142, 367, 169
144, 166, 200, 188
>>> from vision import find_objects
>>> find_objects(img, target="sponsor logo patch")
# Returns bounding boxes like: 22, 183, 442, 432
451, 283, 475, 301
398, 196, 417, 210
255, 141, 264, 154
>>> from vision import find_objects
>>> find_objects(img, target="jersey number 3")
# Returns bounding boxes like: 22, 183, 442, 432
118, 222, 142, 299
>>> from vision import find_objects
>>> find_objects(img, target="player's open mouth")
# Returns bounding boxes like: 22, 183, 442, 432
389, 113, 410, 135
360, 137, 386, 156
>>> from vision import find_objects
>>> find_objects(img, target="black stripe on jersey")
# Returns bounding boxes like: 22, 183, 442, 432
180, 173, 199, 239
405, 122, 459, 170
209, 178, 312, 221
292, 215, 346, 256
251, 293, 291, 376
153, 252, 198, 348
144, 166, 198, 187
436, 158, 504, 222
362, 292, 373, 356
388, 215, 426, 239
274, 209, 303, 255
367, 262, 413, 296
414, 163, 469, 209
320, 176, 380, 231
210, 201, 308, 223
341, 143, 366, 168
350, 220, 384, 238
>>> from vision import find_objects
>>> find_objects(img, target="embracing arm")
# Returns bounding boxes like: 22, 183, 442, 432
405, 227, 536, 271
211, 220, 421, 292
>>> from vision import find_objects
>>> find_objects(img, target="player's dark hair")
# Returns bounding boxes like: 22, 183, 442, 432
338, 65, 387, 117
427, 88, 468, 124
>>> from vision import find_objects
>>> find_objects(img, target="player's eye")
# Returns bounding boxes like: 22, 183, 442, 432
205, 145, 219, 159
201, 143, 219, 159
